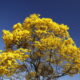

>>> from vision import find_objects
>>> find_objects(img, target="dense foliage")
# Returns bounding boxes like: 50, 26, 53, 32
0, 14, 80, 80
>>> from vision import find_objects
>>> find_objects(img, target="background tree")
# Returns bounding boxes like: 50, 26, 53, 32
0, 14, 80, 80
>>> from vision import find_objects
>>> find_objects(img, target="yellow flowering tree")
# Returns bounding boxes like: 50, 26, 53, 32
0, 14, 80, 80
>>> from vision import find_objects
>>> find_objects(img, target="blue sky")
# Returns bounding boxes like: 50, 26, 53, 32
0, 0, 80, 80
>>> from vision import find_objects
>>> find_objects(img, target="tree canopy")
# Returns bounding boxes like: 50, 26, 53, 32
0, 14, 80, 80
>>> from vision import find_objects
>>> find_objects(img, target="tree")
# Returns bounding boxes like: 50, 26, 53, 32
0, 14, 80, 80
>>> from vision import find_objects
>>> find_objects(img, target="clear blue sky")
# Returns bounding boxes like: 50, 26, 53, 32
0, 0, 80, 80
